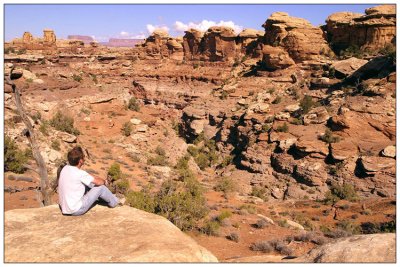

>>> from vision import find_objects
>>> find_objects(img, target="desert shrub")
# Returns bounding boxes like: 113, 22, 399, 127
261, 123, 271, 133
272, 96, 282, 104
127, 97, 140, 111
336, 220, 361, 235
50, 111, 80, 135
4, 136, 28, 173
121, 121, 133, 137
202, 220, 220, 236
276, 123, 289, 133
114, 178, 130, 195
250, 241, 273, 253
126, 190, 156, 213
155, 146, 166, 156
190, 138, 219, 170
340, 45, 363, 59
269, 240, 294, 255
31, 111, 42, 122
214, 176, 236, 194
319, 129, 340, 143
72, 74, 82, 82
147, 154, 168, 166
226, 232, 240, 242
216, 210, 232, 223
80, 108, 91, 115
107, 162, 123, 181
290, 118, 303, 125
277, 219, 290, 228
251, 185, 268, 201
156, 178, 208, 231
39, 120, 50, 136
324, 183, 358, 204
51, 140, 61, 151
254, 219, 269, 229
239, 204, 257, 214
300, 95, 317, 114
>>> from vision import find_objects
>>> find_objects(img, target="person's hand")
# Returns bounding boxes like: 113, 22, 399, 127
104, 179, 109, 186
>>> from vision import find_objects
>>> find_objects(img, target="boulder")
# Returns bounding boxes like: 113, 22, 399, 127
57, 131, 77, 143
22, 69, 37, 80
4, 205, 218, 263
358, 156, 395, 174
296, 233, 395, 263
381, 145, 395, 158
303, 107, 330, 125
331, 57, 368, 78
270, 153, 295, 174
182, 28, 204, 60
330, 141, 358, 161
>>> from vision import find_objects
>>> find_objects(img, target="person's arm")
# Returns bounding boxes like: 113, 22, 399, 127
91, 175, 108, 186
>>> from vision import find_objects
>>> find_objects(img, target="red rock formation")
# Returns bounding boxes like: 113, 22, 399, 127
325, 4, 396, 52
262, 12, 332, 62
107, 38, 143, 47
183, 29, 204, 61
202, 26, 237, 62
67, 35, 94, 44
237, 28, 264, 58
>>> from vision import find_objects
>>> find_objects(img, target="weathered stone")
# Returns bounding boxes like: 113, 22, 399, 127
57, 131, 77, 143
130, 118, 142, 125
202, 26, 237, 62
331, 57, 368, 78
285, 219, 304, 230
262, 12, 332, 62
247, 103, 270, 114
4, 205, 218, 262
358, 156, 395, 173
303, 107, 330, 125
183, 28, 204, 60
330, 141, 358, 161
148, 166, 172, 179
296, 233, 395, 263
284, 104, 300, 113
326, 5, 396, 52
261, 45, 295, 70
270, 153, 295, 174
294, 160, 327, 186
381, 145, 395, 158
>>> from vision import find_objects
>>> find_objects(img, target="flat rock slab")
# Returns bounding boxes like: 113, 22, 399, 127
5, 205, 218, 263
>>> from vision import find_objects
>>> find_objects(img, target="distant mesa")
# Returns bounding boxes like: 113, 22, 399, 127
104, 38, 144, 47
67, 35, 94, 44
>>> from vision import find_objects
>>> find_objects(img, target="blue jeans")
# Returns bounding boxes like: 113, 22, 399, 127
71, 185, 119, 216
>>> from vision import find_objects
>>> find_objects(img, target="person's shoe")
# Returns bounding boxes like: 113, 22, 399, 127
118, 197, 126, 206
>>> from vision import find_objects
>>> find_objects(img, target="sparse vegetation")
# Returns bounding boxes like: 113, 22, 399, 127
50, 111, 80, 135
51, 140, 61, 151
214, 176, 236, 194
127, 97, 140, 111
121, 121, 133, 137
72, 74, 82, 82
324, 183, 358, 204
4, 136, 29, 173
202, 220, 221, 236
251, 185, 268, 201
272, 96, 282, 104
276, 123, 289, 133
319, 129, 341, 143
299, 95, 318, 114
226, 232, 240, 242
188, 136, 218, 170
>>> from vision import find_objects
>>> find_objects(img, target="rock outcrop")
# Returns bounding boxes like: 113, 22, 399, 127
296, 233, 395, 263
4, 205, 218, 263
183, 28, 204, 60
202, 26, 237, 62
262, 12, 332, 62
325, 4, 396, 52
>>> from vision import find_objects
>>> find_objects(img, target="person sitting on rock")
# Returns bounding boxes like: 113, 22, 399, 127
58, 146, 122, 216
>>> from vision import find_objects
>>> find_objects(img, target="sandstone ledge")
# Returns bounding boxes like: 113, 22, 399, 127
5, 205, 218, 263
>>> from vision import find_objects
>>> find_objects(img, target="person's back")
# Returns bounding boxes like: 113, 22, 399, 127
57, 146, 120, 216
58, 165, 93, 214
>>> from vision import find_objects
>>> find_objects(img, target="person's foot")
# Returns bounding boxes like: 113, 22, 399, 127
118, 197, 126, 206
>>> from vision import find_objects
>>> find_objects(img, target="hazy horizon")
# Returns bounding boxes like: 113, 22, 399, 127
4, 4, 376, 42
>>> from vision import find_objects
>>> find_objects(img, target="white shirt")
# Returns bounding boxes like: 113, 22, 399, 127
58, 165, 94, 214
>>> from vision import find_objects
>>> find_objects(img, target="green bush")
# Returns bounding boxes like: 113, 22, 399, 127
127, 97, 140, 111
276, 123, 289, 133
39, 120, 50, 136
114, 178, 130, 195
239, 204, 257, 214
190, 138, 219, 170
300, 95, 317, 114
319, 129, 341, 143
272, 96, 282, 104
147, 154, 169, 166
50, 111, 80, 135
121, 121, 133, 137
202, 220, 220, 236
108, 162, 123, 181
72, 74, 82, 82
216, 210, 232, 223
214, 176, 236, 194
4, 136, 28, 173
51, 140, 61, 151
218, 155, 233, 168
251, 185, 268, 201
340, 45, 363, 59
126, 190, 156, 213
4, 47, 15, 54
324, 183, 358, 204
155, 146, 166, 156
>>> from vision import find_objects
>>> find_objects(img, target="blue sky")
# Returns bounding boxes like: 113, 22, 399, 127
4, 4, 376, 42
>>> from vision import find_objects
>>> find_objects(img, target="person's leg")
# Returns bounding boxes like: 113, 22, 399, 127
72, 185, 119, 216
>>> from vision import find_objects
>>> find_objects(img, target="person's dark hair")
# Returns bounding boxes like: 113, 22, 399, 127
67, 146, 85, 166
